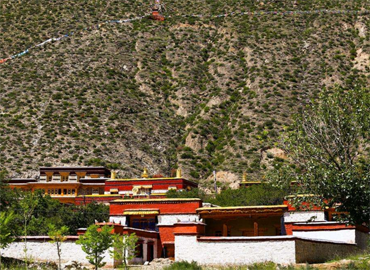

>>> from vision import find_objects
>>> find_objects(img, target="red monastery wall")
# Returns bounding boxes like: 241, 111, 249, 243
105, 179, 196, 192
110, 199, 202, 216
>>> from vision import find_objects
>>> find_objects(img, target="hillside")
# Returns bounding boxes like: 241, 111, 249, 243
1, 0, 370, 185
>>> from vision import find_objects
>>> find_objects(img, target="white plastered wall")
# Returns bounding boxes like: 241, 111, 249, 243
158, 214, 200, 225
109, 216, 127, 225
293, 229, 356, 244
175, 235, 296, 265
284, 211, 326, 223
151, 190, 168, 194
2, 241, 113, 266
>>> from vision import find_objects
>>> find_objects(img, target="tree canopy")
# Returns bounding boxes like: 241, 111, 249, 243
209, 184, 288, 207
48, 224, 69, 270
110, 233, 138, 270
167, 185, 288, 207
270, 87, 370, 224
0, 178, 109, 236
77, 225, 113, 270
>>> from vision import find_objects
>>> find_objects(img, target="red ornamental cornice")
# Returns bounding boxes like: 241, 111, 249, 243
111, 198, 202, 205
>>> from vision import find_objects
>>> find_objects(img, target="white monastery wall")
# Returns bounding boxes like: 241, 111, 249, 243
293, 229, 356, 244
2, 241, 113, 267
158, 214, 200, 225
284, 211, 326, 223
109, 216, 127, 225
175, 235, 358, 265
109, 214, 200, 226
151, 190, 168, 194
175, 235, 296, 265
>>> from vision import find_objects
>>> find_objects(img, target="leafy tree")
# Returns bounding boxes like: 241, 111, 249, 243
65, 202, 109, 234
270, 88, 370, 225
18, 191, 38, 261
77, 225, 113, 270
3, 188, 109, 236
208, 184, 288, 207
110, 233, 138, 270
0, 211, 15, 270
0, 172, 17, 212
25, 189, 67, 236
166, 185, 288, 207
48, 224, 69, 270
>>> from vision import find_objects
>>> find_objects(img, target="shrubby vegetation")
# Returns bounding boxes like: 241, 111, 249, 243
164, 261, 202, 270
209, 184, 289, 207
164, 260, 370, 270
167, 184, 289, 207
2, 0, 370, 182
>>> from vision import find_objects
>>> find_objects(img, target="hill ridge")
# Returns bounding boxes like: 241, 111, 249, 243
1, 0, 370, 187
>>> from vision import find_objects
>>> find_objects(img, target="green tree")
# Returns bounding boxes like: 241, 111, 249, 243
77, 225, 113, 270
18, 191, 38, 262
0, 211, 15, 270
25, 189, 66, 236
209, 184, 288, 207
48, 224, 69, 270
0, 172, 17, 212
5, 189, 109, 236
270, 88, 370, 224
110, 233, 138, 270
66, 202, 109, 234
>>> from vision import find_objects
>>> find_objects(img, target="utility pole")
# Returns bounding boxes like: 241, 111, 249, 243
213, 170, 217, 195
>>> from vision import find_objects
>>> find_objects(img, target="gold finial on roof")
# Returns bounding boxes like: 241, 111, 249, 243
111, 171, 116, 179
242, 172, 247, 182
142, 168, 149, 178
176, 168, 182, 178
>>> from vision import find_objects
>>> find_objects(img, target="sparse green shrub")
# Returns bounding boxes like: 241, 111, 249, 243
163, 261, 202, 270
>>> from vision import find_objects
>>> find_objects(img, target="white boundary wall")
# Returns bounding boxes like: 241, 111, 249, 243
109, 214, 200, 226
175, 235, 296, 265
2, 241, 113, 267
175, 235, 358, 265
284, 211, 326, 223
109, 215, 127, 225
158, 214, 200, 225
293, 229, 356, 244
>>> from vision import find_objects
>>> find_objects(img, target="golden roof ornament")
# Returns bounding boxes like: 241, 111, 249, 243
242, 172, 247, 182
176, 168, 182, 178
142, 168, 149, 178
111, 171, 116, 179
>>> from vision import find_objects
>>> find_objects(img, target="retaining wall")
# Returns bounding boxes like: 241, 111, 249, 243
295, 238, 357, 263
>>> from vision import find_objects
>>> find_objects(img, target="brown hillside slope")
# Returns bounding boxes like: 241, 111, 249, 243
1, 0, 370, 183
